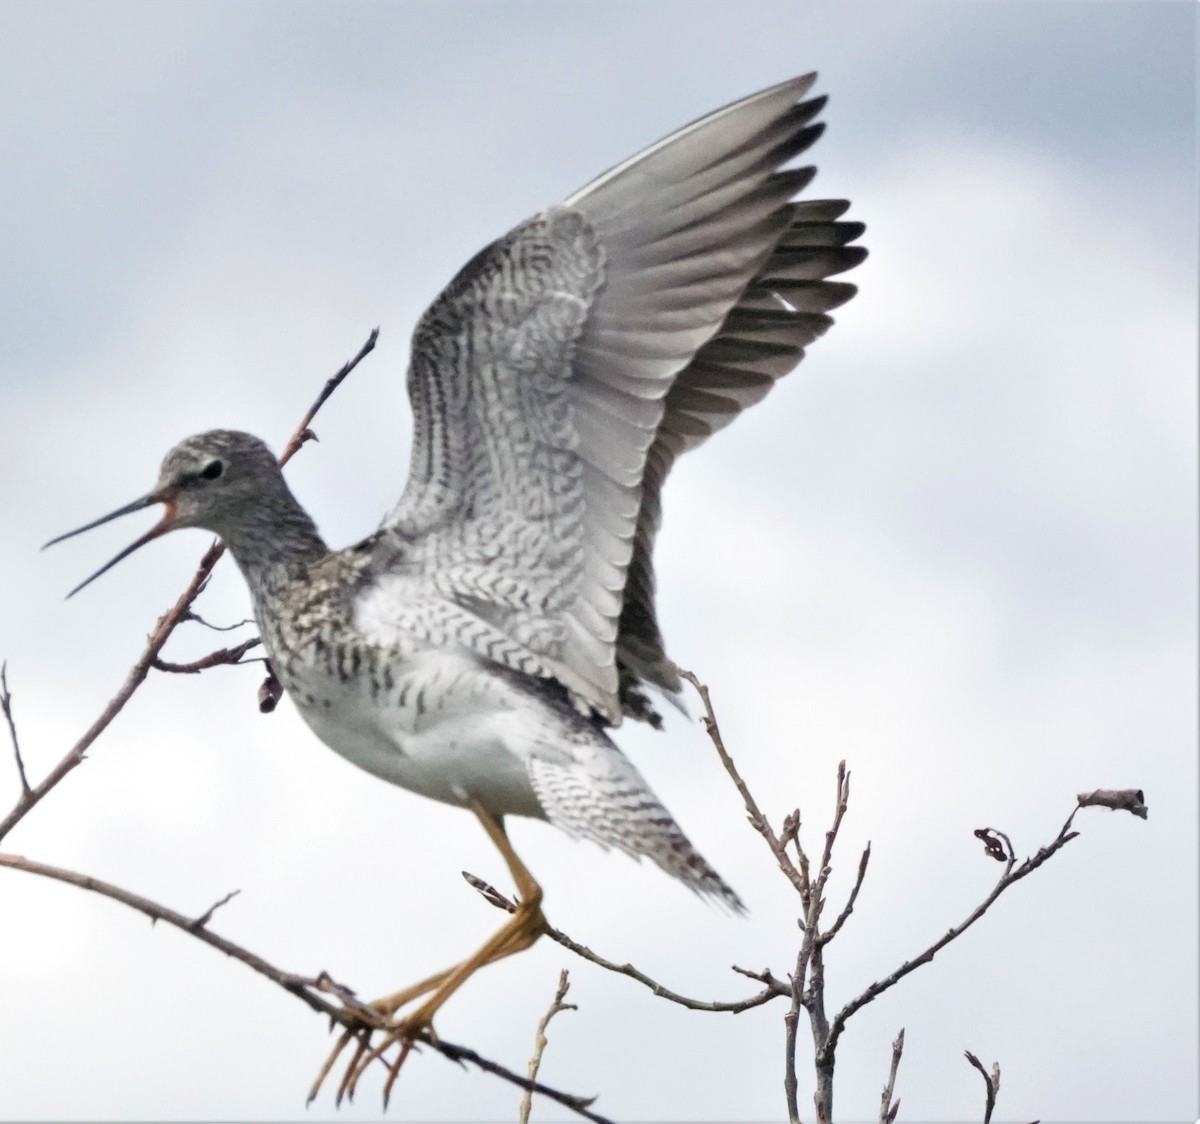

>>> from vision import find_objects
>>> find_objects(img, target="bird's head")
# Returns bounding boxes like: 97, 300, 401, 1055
45, 430, 285, 596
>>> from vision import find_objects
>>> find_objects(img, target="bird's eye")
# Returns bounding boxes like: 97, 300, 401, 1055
200, 460, 224, 480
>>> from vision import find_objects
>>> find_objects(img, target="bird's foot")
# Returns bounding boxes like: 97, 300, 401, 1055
308, 974, 449, 1107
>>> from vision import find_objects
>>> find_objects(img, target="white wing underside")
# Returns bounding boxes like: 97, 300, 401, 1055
377, 73, 866, 724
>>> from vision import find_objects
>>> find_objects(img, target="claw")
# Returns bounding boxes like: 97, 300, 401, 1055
382, 1038, 416, 1109
335, 1033, 372, 1106
308, 1026, 355, 1105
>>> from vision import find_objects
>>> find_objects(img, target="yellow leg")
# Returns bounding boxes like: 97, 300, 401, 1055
309, 800, 547, 1105
394, 800, 546, 1035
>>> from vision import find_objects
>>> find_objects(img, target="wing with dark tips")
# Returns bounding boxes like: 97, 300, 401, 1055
377, 74, 866, 723
616, 201, 867, 710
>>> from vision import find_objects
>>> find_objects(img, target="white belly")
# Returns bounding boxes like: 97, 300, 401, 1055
276, 643, 548, 819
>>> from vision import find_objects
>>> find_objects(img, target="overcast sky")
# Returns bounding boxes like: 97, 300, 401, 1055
1, 3, 1196, 1121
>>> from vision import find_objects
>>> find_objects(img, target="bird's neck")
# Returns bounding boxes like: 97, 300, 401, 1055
219, 495, 329, 604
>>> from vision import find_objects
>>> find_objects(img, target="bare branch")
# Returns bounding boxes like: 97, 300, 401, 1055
519, 970, 577, 1124
676, 667, 807, 896
879, 1028, 904, 1124
0, 330, 377, 846
463, 872, 788, 1013
0, 851, 611, 1124
731, 964, 790, 992
1077, 788, 1148, 819
823, 815, 1087, 1062
963, 1050, 1000, 1123
1, 662, 30, 794
153, 638, 262, 674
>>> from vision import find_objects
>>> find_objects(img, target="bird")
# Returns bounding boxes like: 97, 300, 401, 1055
46, 72, 865, 1095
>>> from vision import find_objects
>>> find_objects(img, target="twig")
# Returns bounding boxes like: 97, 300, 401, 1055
676, 667, 807, 896
879, 1028, 904, 1124
797, 763, 854, 1124
153, 638, 262, 674
463, 872, 789, 1013
278, 328, 379, 464
0, 330, 377, 846
1, 662, 30, 794
963, 1050, 1000, 1123
731, 964, 790, 991
819, 843, 871, 947
188, 888, 241, 930
183, 611, 253, 632
0, 851, 611, 1124
519, 970, 577, 1124
785, 932, 807, 1124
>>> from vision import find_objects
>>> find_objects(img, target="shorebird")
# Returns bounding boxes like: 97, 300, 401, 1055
48, 73, 864, 1093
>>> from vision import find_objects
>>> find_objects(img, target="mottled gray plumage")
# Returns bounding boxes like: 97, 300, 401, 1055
384, 73, 864, 726
50, 74, 866, 914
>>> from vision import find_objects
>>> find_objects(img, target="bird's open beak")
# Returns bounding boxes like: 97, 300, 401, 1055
44, 494, 178, 598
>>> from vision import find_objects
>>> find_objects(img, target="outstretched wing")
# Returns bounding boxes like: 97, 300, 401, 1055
378, 73, 865, 723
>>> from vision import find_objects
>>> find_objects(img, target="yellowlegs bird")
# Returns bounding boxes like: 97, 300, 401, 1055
47, 72, 864, 1085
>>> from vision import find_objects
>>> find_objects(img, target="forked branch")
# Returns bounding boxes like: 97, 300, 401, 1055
519, 969, 578, 1124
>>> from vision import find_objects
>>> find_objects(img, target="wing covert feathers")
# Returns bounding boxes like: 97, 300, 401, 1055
382, 73, 865, 724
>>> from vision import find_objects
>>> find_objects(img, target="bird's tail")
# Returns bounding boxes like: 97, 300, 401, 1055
526, 735, 745, 914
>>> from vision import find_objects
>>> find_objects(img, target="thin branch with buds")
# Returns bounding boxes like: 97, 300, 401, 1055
565, 670, 1145, 1124
463, 871, 790, 1014
153, 638, 263, 674
879, 1028, 904, 1124
674, 666, 807, 896
963, 1050, 1000, 1123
